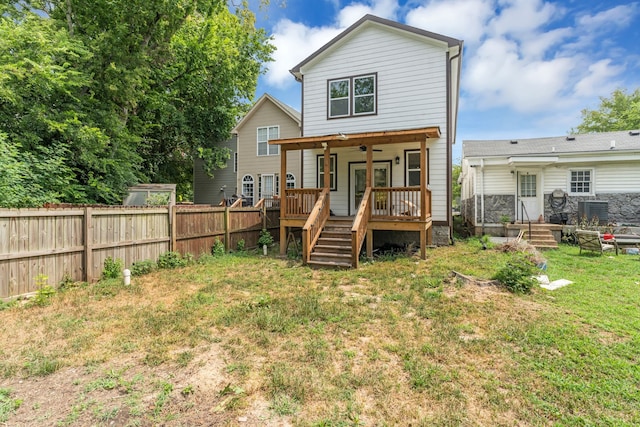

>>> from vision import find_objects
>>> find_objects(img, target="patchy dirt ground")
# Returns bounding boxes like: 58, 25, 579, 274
1, 343, 287, 426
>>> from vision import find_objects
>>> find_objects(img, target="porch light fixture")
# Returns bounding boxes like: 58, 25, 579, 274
395, 156, 400, 165
321, 142, 328, 150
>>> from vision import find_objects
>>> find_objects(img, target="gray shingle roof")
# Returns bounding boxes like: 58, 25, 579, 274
463, 130, 640, 158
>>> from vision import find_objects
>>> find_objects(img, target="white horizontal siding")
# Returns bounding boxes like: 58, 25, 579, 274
301, 25, 448, 137
482, 168, 515, 194
302, 139, 449, 221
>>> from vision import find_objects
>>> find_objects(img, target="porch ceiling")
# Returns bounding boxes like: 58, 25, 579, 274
269, 126, 441, 151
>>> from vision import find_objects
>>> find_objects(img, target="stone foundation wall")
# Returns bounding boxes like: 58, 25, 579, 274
544, 193, 640, 226
460, 197, 475, 225
461, 195, 516, 225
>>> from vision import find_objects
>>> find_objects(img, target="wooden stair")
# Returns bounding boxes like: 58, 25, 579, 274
524, 225, 558, 250
308, 218, 354, 268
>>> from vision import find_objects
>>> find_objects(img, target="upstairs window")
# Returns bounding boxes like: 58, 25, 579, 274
257, 126, 279, 156
328, 73, 376, 118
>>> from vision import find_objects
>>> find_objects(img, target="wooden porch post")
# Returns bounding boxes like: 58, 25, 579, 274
323, 144, 331, 213
366, 146, 373, 257
279, 148, 287, 255
420, 140, 427, 260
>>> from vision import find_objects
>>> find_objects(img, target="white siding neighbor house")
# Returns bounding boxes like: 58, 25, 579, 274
269, 15, 463, 267
460, 130, 640, 235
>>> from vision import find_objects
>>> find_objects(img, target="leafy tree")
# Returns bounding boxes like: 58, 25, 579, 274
452, 164, 461, 209
0, 1, 273, 206
573, 88, 640, 133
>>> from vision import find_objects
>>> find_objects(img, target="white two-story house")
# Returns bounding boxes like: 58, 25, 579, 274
269, 14, 463, 267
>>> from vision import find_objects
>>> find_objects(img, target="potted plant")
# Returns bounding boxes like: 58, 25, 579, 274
257, 229, 274, 255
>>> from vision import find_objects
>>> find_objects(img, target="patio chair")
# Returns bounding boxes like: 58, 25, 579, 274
575, 229, 618, 255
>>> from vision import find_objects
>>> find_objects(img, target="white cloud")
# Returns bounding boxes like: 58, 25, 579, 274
465, 36, 574, 112
405, 0, 493, 42
573, 59, 624, 98
265, 0, 400, 88
488, 0, 560, 38
337, 0, 399, 27
264, 19, 343, 87
577, 3, 638, 29
263, 0, 637, 122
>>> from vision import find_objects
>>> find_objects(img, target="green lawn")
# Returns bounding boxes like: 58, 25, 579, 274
0, 240, 638, 426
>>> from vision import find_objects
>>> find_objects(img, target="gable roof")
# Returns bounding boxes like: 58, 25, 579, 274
463, 130, 640, 158
233, 93, 301, 133
290, 14, 463, 80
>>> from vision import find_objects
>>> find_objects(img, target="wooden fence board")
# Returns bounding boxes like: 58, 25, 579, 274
1, 206, 280, 298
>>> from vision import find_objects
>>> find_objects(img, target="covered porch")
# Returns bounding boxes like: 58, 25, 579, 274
270, 127, 440, 268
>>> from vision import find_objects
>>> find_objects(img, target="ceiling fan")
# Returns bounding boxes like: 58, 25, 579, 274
358, 145, 382, 152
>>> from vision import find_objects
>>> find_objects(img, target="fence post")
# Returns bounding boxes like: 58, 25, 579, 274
169, 203, 177, 252
84, 207, 93, 282
262, 204, 267, 230
224, 206, 230, 251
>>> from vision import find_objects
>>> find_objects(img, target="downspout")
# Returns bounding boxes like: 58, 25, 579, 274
446, 42, 463, 244
480, 159, 485, 236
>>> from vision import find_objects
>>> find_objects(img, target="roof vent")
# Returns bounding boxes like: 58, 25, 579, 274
566, 136, 576, 141
510, 140, 518, 144
610, 140, 616, 149
629, 131, 640, 136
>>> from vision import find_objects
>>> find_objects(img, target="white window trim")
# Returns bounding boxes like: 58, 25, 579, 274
286, 173, 296, 189
257, 125, 280, 156
568, 168, 594, 196
242, 174, 254, 201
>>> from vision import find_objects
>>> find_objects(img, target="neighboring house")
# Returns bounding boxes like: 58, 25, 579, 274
460, 130, 640, 235
193, 94, 301, 205
193, 134, 237, 205
234, 93, 301, 206
269, 14, 463, 267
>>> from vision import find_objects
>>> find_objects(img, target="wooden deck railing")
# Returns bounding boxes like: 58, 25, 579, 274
351, 187, 372, 268
283, 188, 322, 217
370, 187, 430, 220
302, 188, 330, 263
254, 197, 280, 209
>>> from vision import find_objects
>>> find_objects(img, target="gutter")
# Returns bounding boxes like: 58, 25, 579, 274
446, 41, 463, 244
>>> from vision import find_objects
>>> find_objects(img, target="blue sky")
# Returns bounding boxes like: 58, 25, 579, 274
248, 0, 640, 163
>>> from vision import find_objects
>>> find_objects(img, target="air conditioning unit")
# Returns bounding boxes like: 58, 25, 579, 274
578, 201, 608, 225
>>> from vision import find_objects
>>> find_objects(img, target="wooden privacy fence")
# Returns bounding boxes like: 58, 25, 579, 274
0, 205, 280, 299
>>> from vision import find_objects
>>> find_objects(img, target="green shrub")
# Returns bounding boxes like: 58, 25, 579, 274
212, 239, 225, 257
131, 260, 157, 276
258, 229, 274, 247
102, 257, 123, 279
157, 251, 187, 269
32, 275, 56, 307
492, 254, 537, 294
236, 239, 246, 252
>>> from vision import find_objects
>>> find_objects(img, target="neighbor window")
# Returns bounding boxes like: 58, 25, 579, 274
570, 170, 592, 194
317, 154, 337, 190
286, 173, 296, 189
257, 126, 279, 156
242, 174, 254, 205
328, 73, 376, 118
